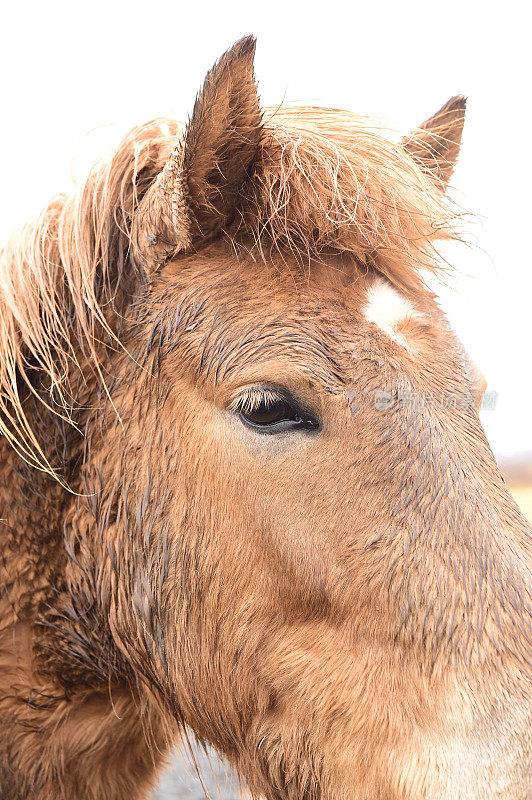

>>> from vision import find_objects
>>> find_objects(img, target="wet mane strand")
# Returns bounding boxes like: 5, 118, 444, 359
0, 107, 461, 471
0, 120, 181, 471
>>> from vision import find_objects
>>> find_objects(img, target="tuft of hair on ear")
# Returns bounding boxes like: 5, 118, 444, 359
184, 34, 263, 240
403, 95, 467, 187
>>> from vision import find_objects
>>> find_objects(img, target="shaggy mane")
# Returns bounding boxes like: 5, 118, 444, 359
238, 106, 460, 283
0, 107, 461, 471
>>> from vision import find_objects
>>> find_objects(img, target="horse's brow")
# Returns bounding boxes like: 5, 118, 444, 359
146, 298, 347, 389
201, 317, 347, 388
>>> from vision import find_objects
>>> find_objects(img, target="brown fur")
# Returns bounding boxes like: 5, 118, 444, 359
0, 36, 530, 800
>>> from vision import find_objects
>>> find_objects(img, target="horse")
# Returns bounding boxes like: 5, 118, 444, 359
0, 35, 530, 800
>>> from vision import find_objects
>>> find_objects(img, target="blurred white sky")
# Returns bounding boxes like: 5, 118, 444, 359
1, 1, 531, 455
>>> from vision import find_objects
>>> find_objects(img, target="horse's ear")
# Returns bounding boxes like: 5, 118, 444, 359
136, 35, 262, 267
403, 96, 466, 187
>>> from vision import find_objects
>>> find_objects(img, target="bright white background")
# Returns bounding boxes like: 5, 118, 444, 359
1, 1, 530, 456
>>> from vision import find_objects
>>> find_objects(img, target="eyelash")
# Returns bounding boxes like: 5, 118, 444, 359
228, 387, 284, 415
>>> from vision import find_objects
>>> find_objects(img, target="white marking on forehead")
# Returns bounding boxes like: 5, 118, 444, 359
364, 279, 422, 351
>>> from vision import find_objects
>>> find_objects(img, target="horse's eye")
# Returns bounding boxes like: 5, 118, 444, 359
244, 396, 296, 426
234, 389, 320, 434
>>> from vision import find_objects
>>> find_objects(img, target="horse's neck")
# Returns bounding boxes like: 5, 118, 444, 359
0, 436, 66, 632
0, 438, 170, 800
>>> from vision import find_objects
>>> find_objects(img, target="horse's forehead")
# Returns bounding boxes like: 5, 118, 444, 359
153, 255, 447, 394
166, 249, 373, 317
167, 255, 433, 344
